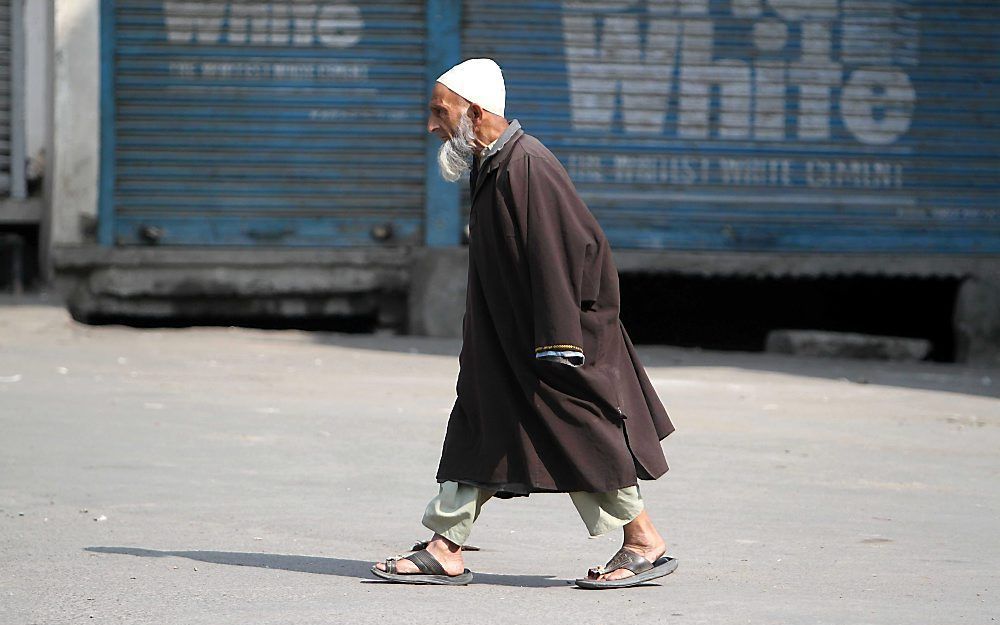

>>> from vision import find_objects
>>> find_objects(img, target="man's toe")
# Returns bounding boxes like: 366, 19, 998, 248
375, 557, 422, 574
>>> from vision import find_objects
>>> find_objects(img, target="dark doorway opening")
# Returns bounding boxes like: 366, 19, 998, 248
0, 225, 41, 293
618, 273, 962, 362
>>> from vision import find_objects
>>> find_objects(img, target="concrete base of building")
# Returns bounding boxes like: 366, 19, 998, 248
49, 245, 1000, 365
955, 275, 1000, 366
50, 246, 413, 329
406, 246, 469, 338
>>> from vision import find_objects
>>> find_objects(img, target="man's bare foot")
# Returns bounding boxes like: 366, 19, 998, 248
374, 534, 467, 576
594, 510, 667, 581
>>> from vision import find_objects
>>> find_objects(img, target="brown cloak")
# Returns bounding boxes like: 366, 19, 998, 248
436, 126, 675, 496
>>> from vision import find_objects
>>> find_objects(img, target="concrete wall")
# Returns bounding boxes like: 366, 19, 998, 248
23, 0, 50, 180
49, 0, 99, 245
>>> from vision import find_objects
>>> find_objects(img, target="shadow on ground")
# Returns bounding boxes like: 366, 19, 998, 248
83, 546, 573, 588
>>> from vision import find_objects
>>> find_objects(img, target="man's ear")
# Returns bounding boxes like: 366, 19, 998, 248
467, 103, 484, 129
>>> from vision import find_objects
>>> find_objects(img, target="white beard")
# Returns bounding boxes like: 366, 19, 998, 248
437, 114, 478, 183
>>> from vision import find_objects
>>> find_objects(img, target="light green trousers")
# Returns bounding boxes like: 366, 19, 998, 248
422, 480, 644, 546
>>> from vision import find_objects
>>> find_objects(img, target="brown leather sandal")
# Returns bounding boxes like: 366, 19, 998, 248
370, 549, 473, 586
575, 547, 678, 589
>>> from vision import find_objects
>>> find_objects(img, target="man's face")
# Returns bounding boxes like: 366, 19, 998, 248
427, 83, 466, 142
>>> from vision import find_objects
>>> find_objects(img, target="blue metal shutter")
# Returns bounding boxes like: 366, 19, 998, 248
107, 1, 425, 246
463, 0, 999, 254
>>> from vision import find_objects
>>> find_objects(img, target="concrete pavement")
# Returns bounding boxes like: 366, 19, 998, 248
1, 303, 997, 624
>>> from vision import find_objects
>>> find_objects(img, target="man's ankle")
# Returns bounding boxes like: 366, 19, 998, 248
430, 534, 462, 554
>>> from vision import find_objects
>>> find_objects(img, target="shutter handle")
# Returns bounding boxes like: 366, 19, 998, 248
139, 225, 164, 244
370, 223, 394, 242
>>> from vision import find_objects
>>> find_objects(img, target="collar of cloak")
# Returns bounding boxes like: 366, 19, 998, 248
471, 120, 525, 201
480, 119, 521, 165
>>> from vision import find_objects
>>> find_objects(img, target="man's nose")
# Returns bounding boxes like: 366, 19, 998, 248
426, 116, 438, 135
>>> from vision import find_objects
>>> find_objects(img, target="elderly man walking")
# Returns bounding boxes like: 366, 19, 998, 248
372, 59, 677, 589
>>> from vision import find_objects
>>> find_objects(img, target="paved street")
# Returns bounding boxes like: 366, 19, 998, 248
1, 302, 998, 624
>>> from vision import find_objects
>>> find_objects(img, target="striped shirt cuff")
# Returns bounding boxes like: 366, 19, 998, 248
535, 349, 585, 367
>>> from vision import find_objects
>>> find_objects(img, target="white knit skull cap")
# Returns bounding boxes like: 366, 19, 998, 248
436, 58, 506, 118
